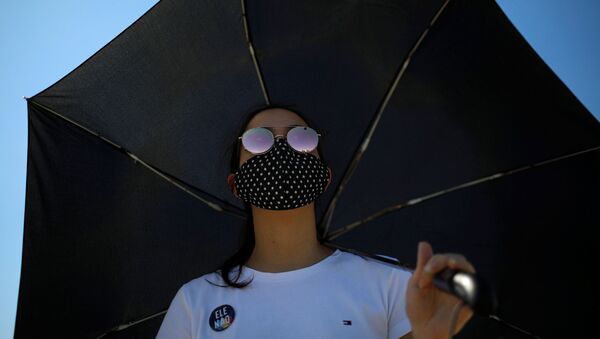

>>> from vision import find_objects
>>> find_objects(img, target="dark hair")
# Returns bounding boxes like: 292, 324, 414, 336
208, 104, 330, 288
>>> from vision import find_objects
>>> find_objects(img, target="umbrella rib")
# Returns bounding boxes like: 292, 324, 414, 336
95, 309, 168, 338
319, 0, 453, 237
325, 144, 600, 241
488, 315, 544, 339
241, 0, 271, 105
26, 98, 248, 220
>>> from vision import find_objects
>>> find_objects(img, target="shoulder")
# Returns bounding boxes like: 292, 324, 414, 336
177, 270, 228, 297
338, 249, 413, 282
185, 269, 230, 289
170, 269, 236, 311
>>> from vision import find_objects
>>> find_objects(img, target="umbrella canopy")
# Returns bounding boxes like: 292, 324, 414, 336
17, 0, 599, 338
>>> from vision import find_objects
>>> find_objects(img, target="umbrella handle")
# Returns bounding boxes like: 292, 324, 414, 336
433, 273, 546, 339
433, 267, 498, 316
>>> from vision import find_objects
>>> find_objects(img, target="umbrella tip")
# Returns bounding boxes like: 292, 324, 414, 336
23, 96, 29, 101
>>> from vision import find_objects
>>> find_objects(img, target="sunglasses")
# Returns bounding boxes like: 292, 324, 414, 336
238, 125, 322, 155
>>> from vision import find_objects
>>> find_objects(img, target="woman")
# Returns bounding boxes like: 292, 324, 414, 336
157, 105, 476, 339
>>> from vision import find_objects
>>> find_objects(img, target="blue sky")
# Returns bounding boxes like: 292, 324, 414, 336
1, 1, 598, 338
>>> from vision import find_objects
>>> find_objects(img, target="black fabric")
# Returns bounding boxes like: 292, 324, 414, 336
18, 103, 243, 338
337, 148, 600, 338
17, 0, 599, 338
234, 138, 330, 210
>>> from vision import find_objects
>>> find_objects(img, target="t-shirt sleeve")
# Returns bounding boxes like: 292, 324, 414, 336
387, 267, 413, 339
156, 284, 193, 339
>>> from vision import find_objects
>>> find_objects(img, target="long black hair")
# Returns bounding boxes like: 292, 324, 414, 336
209, 103, 331, 288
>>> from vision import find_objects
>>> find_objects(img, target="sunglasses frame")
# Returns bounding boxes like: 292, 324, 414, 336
238, 125, 322, 155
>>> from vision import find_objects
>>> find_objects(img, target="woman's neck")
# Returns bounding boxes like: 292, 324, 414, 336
245, 202, 334, 273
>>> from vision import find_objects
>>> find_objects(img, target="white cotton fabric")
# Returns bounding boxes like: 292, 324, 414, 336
156, 249, 413, 339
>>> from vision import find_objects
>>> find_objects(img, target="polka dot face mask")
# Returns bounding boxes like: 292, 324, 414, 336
233, 138, 330, 210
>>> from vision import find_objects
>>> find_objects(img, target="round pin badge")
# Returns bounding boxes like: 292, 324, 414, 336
209, 304, 236, 332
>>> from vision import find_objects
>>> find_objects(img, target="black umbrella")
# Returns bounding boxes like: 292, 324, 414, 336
17, 0, 600, 338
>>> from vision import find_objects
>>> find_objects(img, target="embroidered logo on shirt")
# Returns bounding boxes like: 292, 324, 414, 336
209, 304, 236, 332
342, 320, 352, 325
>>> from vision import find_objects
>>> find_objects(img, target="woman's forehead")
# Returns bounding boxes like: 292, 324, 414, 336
246, 109, 306, 129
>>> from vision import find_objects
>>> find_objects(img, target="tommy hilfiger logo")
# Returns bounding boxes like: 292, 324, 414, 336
342, 320, 352, 326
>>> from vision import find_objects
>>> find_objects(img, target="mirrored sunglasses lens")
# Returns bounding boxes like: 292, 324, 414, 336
287, 126, 318, 152
242, 128, 273, 154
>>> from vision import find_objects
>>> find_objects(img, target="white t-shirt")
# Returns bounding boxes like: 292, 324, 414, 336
156, 249, 413, 339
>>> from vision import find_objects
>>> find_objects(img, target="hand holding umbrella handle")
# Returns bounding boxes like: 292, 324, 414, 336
433, 267, 498, 316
